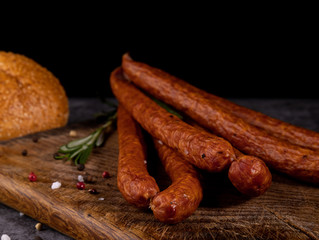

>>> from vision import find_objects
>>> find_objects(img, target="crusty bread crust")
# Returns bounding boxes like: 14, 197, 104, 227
0, 51, 69, 140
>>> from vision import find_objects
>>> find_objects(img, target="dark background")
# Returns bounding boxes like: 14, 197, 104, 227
1, 9, 317, 99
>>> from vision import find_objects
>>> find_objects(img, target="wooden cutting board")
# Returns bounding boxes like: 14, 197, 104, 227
0, 120, 319, 240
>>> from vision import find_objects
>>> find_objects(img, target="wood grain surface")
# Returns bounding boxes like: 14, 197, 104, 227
0, 120, 319, 240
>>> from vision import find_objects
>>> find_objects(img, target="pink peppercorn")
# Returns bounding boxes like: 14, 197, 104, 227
76, 181, 85, 190
102, 171, 110, 178
28, 172, 37, 182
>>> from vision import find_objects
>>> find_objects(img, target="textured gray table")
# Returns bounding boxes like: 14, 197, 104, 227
1, 98, 318, 240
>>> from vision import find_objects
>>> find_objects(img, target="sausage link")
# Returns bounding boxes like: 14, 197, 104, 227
117, 104, 159, 208
201, 92, 319, 151
121, 54, 319, 184
229, 149, 272, 197
150, 138, 203, 224
190, 120, 272, 196
122, 53, 319, 150
110, 67, 235, 172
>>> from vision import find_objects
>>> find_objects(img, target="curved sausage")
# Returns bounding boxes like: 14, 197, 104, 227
122, 53, 319, 150
117, 104, 159, 208
110, 67, 236, 173
150, 138, 203, 224
121, 54, 319, 184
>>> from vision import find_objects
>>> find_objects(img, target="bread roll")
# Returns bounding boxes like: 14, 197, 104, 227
0, 51, 69, 140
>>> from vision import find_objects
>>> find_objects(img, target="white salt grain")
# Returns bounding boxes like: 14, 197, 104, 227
1, 234, 11, 240
78, 175, 84, 182
51, 181, 62, 189
98, 198, 104, 201
19, 212, 24, 216
157, 140, 163, 145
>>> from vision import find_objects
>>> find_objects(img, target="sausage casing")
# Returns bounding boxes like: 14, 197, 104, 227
150, 139, 203, 224
121, 54, 319, 184
122, 53, 319, 150
117, 104, 159, 208
229, 150, 272, 197
200, 90, 319, 151
190, 120, 272, 196
110, 67, 235, 173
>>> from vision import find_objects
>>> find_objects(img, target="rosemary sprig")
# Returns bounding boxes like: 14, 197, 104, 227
54, 96, 180, 166
54, 110, 117, 165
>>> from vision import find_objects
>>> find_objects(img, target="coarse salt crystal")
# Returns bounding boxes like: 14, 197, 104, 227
78, 175, 84, 182
51, 181, 61, 189
157, 140, 163, 145
1, 234, 11, 240
98, 198, 104, 201
19, 212, 24, 216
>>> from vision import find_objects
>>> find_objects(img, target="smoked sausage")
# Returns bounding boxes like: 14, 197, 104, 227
151, 139, 203, 224
229, 148, 272, 197
190, 120, 272, 196
110, 67, 236, 173
117, 104, 159, 208
121, 54, 319, 184
122, 53, 319, 150
201, 93, 319, 151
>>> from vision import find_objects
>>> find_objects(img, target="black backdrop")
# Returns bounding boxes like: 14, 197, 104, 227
1, 13, 317, 99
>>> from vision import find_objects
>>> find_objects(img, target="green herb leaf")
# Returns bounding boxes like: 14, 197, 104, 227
151, 97, 183, 119
55, 110, 117, 165
54, 94, 180, 167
